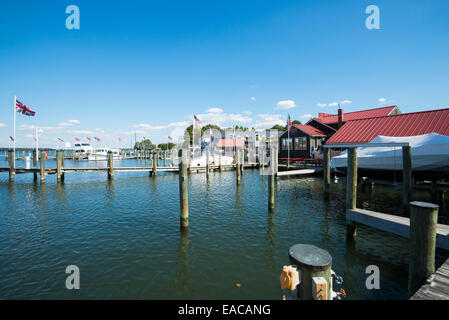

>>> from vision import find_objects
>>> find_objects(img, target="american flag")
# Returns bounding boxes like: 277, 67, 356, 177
194, 115, 201, 128
287, 114, 292, 131
16, 99, 36, 116
86, 137, 91, 141
58, 138, 64, 142
9, 136, 14, 142
75, 138, 80, 142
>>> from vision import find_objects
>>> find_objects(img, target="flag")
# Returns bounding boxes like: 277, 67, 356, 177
287, 114, 292, 131
86, 137, 91, 141
94, 137, 100, 142
194, 115, 201, 128
16, 99, 36, 116
9, 136, 14, 142
75, 138, 80, 142
118, 137, 122, 142
168, 136, 173, 141
58, 138, 64, 142
33, 137, 37, 142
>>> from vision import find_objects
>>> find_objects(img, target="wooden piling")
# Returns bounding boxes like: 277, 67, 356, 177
402, 146, 412, 211
206, 150, 210, 176
179, 149, 189, 229
8, 150, 14, 182
268, 148, 275, 210
346, 148, 357, 240
40, 151, 45, 184
164, 150, 167, 167
153, 152, 157, 176
107, 151, 114, 180
236, 150, 241, 184
56, 150, 62, 182
408, 201, 439, 297
323, 148, 330, 194
219, 155, 223, 171
32, 150, 37, 181
240, 150, 244, 174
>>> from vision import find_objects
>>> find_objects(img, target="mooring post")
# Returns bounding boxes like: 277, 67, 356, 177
40, 151, 46, 184
219, 155, 223, 171
402, 146, 412, 212
107, 151, 114, 180
179, 149, 189, 229
346, 148, 357, 240
56, 150, 62, 182
206, 149, 210, 177
8, 150, 14, 182
408, 201, 439, 297
236, 150, 241, 184
268, 147, 275, 210
153, 152, 157, 176
164, 150, 167, 167
240, 149, 244, 174
323, 148, 330, 195
32, 150, 37, 181
288, 244, 333, 300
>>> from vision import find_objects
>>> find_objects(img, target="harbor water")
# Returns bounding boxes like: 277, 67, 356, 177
0, 155, 448, 299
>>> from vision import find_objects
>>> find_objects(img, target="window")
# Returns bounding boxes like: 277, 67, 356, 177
282, 138, 292, 150
294, 137, 307, 150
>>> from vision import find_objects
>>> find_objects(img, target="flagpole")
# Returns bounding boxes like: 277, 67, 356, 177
13, 96, 16, 168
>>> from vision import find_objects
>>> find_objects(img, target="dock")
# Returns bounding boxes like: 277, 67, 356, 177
410, 258, 449, 300
346, 208, 449, 250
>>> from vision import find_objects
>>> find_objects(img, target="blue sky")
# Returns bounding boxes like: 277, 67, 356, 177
1, 0, 448, 148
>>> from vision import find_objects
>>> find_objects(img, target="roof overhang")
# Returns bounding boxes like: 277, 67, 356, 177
323, 142, 410, 148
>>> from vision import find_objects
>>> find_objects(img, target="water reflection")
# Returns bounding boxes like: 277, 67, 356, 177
174, 228, 192, 296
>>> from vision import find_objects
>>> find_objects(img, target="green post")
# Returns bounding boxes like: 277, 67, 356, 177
408, 201, 439, 297
179, 149, 189, 229
346, 148, 357, 240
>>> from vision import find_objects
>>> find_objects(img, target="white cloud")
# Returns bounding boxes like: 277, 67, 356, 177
68, 120, 80, 124
317, 103, 327, 108
341, 100, 352, 105
379, 97, 387, 103
253, 114, 285, 129
275, 100, 296, 110
300, 114, 313, 119
65, 130, 94, 135
0, 123, 6, 128
250, 97, 256, 101
59, 122, 74, 127
243, 111, 252, 115
328, 102, 339, 107
205, 107, 223, 113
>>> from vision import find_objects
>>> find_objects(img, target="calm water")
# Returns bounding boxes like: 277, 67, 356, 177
0, 154, 448, 300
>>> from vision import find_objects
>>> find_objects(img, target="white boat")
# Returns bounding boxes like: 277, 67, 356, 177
189, 151, 235, 167
74, 143, 94, 158
331, 133, 449, 171
88, 148, 121, 161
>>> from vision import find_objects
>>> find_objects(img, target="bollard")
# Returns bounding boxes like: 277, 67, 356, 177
408, 201, 439, 297
402, 146, 412, 212
8, 150, 14, 182
179, 149, 189, 229
346, 148, 357, 240
268, 148, 275, 210
32, 150, 37, 181
288, 244, 333, 300
323, 148, 330, 195
107, 151, 114, 180
40, 151, 46, 184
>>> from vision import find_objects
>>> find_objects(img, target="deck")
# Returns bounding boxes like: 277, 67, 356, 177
410, 258, 449, 300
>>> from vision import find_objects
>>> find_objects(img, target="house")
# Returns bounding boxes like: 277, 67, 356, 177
326, 108, 449, 144
279, 106, 402, 159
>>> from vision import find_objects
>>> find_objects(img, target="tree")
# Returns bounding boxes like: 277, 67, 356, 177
134, 138, 155, 150
292, 120, 301, 125
158, 142, 175, 150
185, 124, 224, 144
271, 124, 286, 131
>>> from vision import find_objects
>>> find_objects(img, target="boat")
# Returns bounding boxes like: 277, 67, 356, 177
73, 143, 94, 159
87, 147, 121, 161
189, 151, 235, 167
331, 133, 449, 172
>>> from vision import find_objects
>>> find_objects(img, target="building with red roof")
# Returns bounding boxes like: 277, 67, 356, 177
326, 108, 449, 145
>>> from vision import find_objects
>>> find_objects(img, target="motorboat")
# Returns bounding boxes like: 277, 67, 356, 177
88, 147, 121, 161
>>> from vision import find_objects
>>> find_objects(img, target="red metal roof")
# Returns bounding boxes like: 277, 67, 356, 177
217, 138, 244, 147
314, 106, 398, 124
292, 124, 327, 137
326, 108, 449, 144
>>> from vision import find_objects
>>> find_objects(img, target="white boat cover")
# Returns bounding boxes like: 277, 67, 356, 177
331, 133, 449, 171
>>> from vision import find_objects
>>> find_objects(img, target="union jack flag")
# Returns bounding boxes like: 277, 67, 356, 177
16, 99, 36, 116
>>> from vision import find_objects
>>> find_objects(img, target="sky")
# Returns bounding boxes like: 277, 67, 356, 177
0, 0, 448, 148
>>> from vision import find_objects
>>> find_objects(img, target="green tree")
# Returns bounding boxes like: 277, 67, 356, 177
158, 142, 176, 150
271, 124, 286, 131
185, 124, 224, 144
292, 120, 302, 125
134, 138, 155, 150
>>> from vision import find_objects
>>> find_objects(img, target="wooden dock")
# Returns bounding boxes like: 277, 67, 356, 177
346, 208, 449, 250
410, 258, 449, 300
